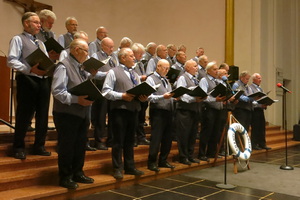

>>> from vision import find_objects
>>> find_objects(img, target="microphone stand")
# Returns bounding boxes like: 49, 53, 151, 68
280, 89, 293, 170
216, 81, 236, 189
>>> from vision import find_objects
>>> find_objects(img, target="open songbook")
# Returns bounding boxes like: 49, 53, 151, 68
68, 79, 103, 101
256, 96, 278, 106
126, 82, 159, 96
209, 83, 232, 98
166, 68, 181, 84
82, 57, 110, 73
170, 86, 191, 98
44, 37, 64, 53
25, 48, 55, 76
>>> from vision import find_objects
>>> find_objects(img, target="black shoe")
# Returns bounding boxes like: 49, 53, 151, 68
113, 170, 123, 179
144, 122, 148, 126
14, 149, 26, 160
138, 138, 150, 145
158, 161, 175, 169
86, 143, 97, 151
94, 142, 108, 150
260, 145, 272, 150
27, 125, 35, 132
199, 156, 210, 162
180, 159, 192, 165
253, 145, 262, 150
148, 163, 160, 172
189, 158, 200, 164
33, 147, 51, 156
125, 168, 144, 176
59, 178, 78, 189
73, 175, 94, 184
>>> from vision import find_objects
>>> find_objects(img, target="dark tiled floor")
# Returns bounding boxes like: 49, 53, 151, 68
75, 146, 300, 200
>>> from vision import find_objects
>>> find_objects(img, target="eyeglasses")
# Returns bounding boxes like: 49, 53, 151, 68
29, 20, 41, 25
79, 47, 88, 53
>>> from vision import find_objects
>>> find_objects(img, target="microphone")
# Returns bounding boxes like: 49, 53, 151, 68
277, 83, 292, 93
221, 76, 234, 93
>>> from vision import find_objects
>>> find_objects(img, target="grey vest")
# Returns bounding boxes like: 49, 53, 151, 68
176, 73, 199, 112
109, 66, 141, 112
204, 76, 223, 110
234, 80, 253, 111
63, 33, 73, 49
134, 61, 145, 76
18, 33, 39, 67
93, 50, 119, 89
148, 73, 173, 111
53, 57, 91, 119
36, 29, 55, 42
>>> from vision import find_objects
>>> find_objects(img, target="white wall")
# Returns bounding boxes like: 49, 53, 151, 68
234, 0, 300, 129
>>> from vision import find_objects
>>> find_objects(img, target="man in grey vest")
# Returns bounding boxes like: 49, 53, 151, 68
102, 48, 148, 179
146, 59, 175, 172
52, 39, 100, 189
88, 26, 108, 56
249, 73, 272, 150
141, 42, 157, 72
146, 44, 168, 75
7, 12, 51, 160
232, 71, 255, 132
57, 17, 78, 49
166, 44, 177, 66
36, 9, 59, 61
171, 51, 187, 76
192, 47, 205, 63
198, 62, 227, 161
175, 60, 205, 165
91, 37, 119, 150
132, 43, 150, 145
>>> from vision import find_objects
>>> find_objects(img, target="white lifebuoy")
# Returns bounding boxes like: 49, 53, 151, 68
228, 123, 252, 160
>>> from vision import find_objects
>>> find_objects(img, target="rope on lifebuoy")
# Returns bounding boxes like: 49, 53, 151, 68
228, 123, 252, 161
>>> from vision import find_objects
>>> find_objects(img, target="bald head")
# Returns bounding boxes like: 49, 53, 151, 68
101, 37, 114, 55
184, 60, 198, 76
156, 59, 170, 77
156, 45, 167, 59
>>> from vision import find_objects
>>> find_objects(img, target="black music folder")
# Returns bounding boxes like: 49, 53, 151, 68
209, 83, 228, 97
188, 86, 208, 98
82, 57, 109, 73
44, 37, 64, 53
126, 82, 157, 96
171, 86, 191, 98
25, 48, 55, 76
248, 91, 266, 98
166, 68, 181, 84
68, 79, 103, 101
232, 89, 244, 100
256, 96, 277, 105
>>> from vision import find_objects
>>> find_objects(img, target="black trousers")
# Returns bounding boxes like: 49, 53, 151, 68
175, 109, 198, 161
199, 107, 223, 157
148, 109, 173, 164
91, 98, 108, 142
232, 108, 252, 132
14, 74, 50, 149
111, 109, 138, 171
136, 101, 148, 141
251, 108, 266, 147
53, 112, 89, 179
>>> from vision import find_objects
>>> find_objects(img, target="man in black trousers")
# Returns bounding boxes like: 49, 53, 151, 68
249, 73, 272, 150
146, 59, 175, 172
7, 12, 51, 159
52, 39, 97, 189
102, 48, 148, 179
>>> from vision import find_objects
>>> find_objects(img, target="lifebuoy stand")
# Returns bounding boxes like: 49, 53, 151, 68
213, 111, 250, 174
